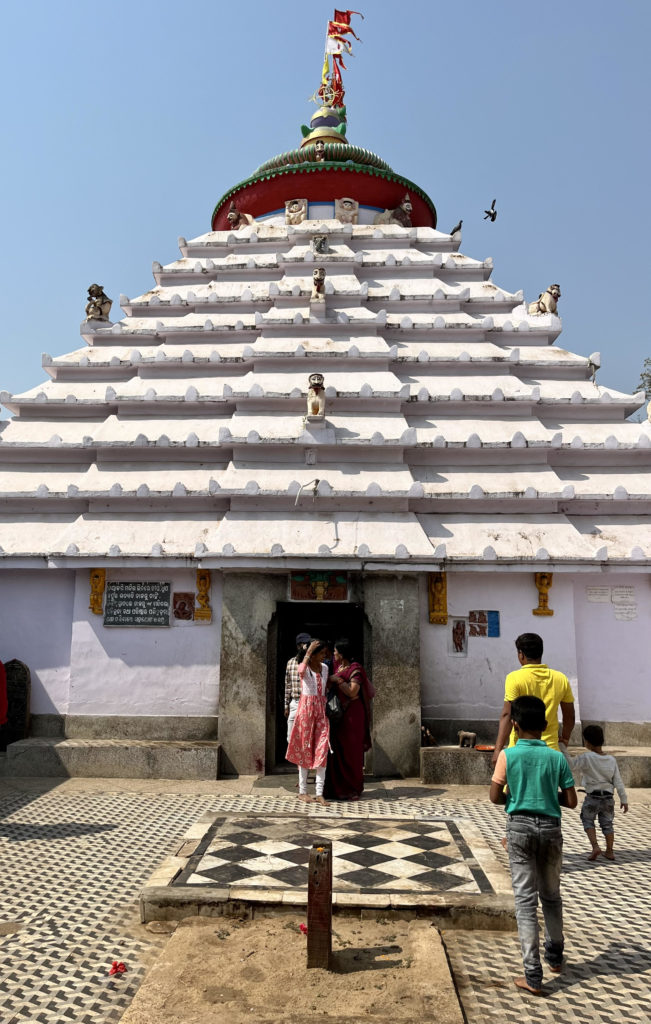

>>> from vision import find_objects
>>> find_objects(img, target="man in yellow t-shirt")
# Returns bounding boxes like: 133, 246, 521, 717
492, 633, 575, 767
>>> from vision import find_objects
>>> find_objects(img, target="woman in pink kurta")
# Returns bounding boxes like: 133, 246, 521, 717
286, 640, 330, 804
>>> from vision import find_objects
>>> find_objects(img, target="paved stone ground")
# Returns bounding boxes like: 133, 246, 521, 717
1, 777, 650, 1023
0, 781, 218, 1024
443, 798, 651, 1023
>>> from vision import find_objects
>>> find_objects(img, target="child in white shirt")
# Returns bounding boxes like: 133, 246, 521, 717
560, 724, 628, 862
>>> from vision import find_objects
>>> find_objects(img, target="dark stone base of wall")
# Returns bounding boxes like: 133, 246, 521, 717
422, 719, 651, 748
29, 714, 218, 741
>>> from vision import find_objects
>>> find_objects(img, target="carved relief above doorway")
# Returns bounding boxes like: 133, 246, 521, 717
289, 572, 348, 602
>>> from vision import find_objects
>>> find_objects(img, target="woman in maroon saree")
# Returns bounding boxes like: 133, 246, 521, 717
324, 639, 374, 801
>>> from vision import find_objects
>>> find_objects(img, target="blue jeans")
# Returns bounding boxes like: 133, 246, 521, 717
506, 813, 564, 988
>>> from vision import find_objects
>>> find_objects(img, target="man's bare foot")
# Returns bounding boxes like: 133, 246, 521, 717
588, 848, 602, 861
314, 796, 330, 806
514, 977, 542, 996
501, 837, 508, 850
297, 793, 314, 802
604, 850, 615, 860
547, 964, 562, 974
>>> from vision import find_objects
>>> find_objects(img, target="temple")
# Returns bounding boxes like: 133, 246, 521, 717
1, 13, 649, 778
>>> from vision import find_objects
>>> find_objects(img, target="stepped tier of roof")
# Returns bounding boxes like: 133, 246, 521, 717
1, 218, 649, 568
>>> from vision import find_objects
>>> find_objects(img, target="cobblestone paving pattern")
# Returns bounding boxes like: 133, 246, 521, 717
0, 786, 215, 1024
443, 799, 651, 1024
1, 782, 650, 1023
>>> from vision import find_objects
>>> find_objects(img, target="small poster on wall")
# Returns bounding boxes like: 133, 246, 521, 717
448, 618, 468, 657
469, 610, 500, 637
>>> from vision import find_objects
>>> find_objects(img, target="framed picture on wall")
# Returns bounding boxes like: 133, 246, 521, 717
448, 618, 468, 657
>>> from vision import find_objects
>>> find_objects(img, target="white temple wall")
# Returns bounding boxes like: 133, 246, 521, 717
67, 568, 222, 718
419, 572, 579, 723
572, 572, 651, 722
0, 569, 74, 714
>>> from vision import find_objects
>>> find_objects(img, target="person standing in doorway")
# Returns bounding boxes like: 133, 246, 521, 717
284, 632, 311, 745
324, 639, 374, 802
286, 640, 330, 804
492, 633, 575, 766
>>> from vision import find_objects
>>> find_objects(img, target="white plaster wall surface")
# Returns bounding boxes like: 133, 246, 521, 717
68, 568, 222, 716
0, 570, 74, 713
419, 573, 579, 722
573, 573, 651, 721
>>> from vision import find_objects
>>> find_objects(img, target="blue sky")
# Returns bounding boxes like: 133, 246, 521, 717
1, 0, 649, 409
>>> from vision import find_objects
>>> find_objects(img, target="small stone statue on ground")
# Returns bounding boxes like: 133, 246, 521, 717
528, 284, 561, 315
307, 373, 326, 419
458, 730, 477, 748
85, 284, 112, 321
311, 267, 326, 301
334, 197, 359, 224
373, 192, 412, 227
226, 201, 255, 230
286, 198, 308, 225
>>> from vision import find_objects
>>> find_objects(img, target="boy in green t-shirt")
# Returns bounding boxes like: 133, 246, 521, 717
490, 696, 577, 996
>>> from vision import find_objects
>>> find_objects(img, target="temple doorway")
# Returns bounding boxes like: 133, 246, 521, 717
271, 601, 365, 771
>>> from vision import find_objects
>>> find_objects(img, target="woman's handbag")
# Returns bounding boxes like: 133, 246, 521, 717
325, 687, 344, 724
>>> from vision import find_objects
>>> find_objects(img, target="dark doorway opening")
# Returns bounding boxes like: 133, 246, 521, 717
271, 601, 365, 772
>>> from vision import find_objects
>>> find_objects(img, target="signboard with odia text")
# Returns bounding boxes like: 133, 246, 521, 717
103, 582, 171, 627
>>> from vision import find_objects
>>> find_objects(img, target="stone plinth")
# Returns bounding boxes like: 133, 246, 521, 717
219, 574, 286, 776
364, 576, 421, 777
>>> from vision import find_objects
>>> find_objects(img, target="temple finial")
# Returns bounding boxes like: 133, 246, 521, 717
300, 9, 363, 149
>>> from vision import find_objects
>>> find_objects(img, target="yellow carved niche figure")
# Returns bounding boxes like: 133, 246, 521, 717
533, 572, 554, 616
428, 572, 447, 625
195, 569, 212, 621
89, 569, 106, 615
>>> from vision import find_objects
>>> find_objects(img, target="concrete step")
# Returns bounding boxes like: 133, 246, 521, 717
2, 737, 220, 780
420, 746, 651, 787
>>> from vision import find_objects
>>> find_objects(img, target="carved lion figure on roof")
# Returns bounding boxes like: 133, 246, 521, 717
528, 284, 561, 316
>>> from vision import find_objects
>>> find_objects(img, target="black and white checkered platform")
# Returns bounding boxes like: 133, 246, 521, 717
176, 815, 495, 894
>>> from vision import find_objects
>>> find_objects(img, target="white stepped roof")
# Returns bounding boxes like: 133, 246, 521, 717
50, 343, 250, 366
419, 513, 600, 561
226, 410, 410, 444
360, 249, 486, 269
0, 461, 226, 498
0, 418, 105, 447
0, 514, 79, 556
281, 243, 356, 262
403, 374, 535, 402
54, 513, 223, 557
555, 468, 651, 499
218, 461, 416, 496
163, 253, 280, 272
109, 313, 259, 333
91, 416, 230, 446
393, 342, 587, 366
368, 279, 518, 302
251, 335, 390, 357
412, 465, 566, 499
211, 511, 432, 559
543, 422, 651, 448
1, 219, 648, 567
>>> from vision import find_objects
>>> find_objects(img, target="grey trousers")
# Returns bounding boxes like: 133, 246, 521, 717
506, 813, 564, 988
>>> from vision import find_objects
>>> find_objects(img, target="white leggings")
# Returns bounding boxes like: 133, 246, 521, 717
299, 765, 326, 796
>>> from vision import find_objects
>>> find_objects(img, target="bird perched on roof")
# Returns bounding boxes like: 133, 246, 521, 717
484, 199, 497, 222
449, 220, 462, 236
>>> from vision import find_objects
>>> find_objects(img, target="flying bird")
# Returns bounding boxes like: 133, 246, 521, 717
484, 199, 497, 222
449, 219, 462, 235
